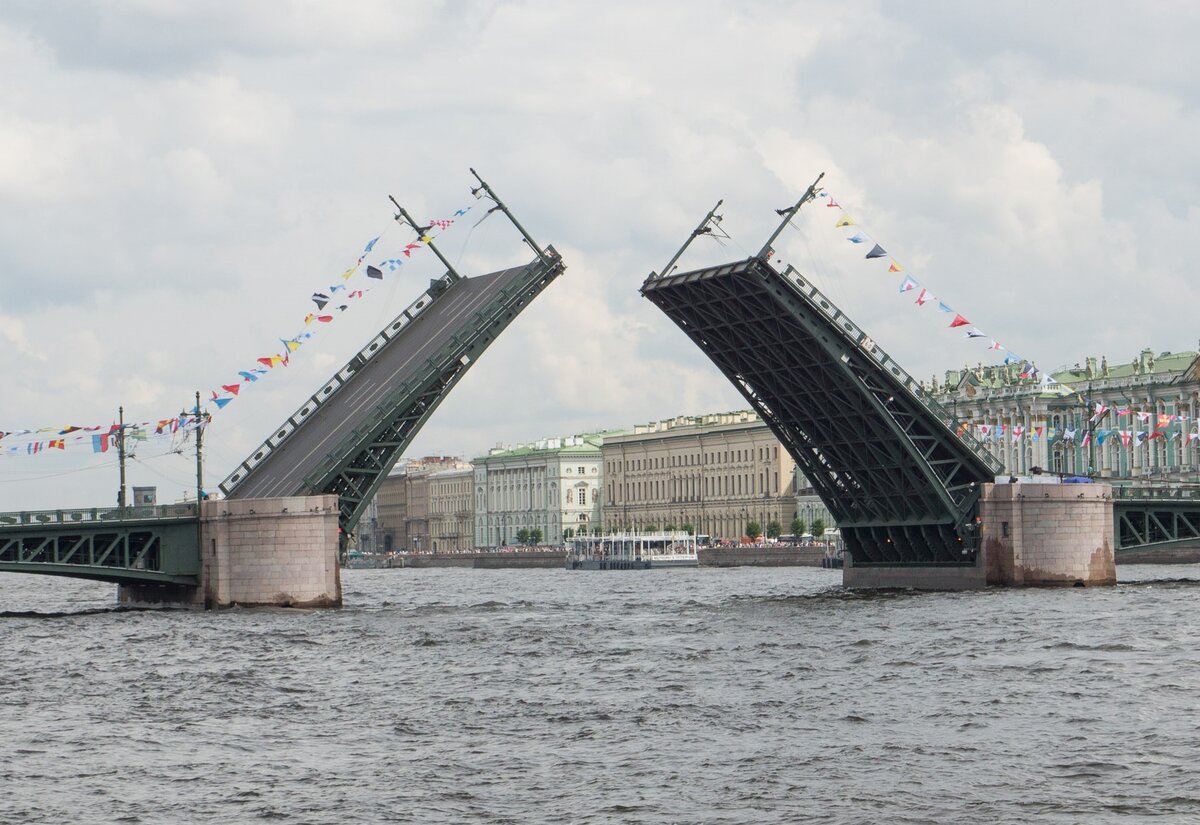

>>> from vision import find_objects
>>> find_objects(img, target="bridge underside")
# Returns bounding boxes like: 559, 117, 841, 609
0, 516, 200, 585
222, 249, 565, 537
642, 256, 1000, 566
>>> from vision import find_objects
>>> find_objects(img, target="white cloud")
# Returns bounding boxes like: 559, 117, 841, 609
1, 1, 1197, 508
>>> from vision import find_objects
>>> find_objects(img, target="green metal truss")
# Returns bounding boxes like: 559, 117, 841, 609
296, 249, 565, 536
642, 256, 1003, 566
0, 507, 200, 584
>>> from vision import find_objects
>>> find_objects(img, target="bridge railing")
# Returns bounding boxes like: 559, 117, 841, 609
779, 263, 1005, 476
219, 282, 445, 496
1111, 485, 1200, 501
0, 502, 199, 528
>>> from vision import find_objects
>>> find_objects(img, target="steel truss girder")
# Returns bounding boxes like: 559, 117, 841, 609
1114, 501, 1200, 553
0, 520, 200, 584
300, 252, 566, 536
642, 256, 997, 566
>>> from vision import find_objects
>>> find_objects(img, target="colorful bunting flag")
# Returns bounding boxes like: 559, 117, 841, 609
965, 327, 986, 339
221, 384, 241, 396
989, 341, 1004, 351
865, 243, 887, 259
899, 276, 917, 293
915, 288, 933, 306
949, 314, 970, 328
835, 215, 855, 228
888, 261, 902, 273
366, 265, 383, 279
847, 233, 868, 244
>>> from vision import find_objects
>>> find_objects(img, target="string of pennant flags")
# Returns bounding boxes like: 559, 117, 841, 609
0, 413, 209, 458
2, 199, 479, 459
819, 189, 1066, 390
206, 200, 477, 411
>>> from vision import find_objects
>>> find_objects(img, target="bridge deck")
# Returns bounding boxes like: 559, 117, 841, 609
227, 265, 531, 501
643, 256, 1001, 565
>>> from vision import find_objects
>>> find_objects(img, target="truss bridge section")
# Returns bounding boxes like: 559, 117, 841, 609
220, 248, 565, 536
642, 255, 1004, 566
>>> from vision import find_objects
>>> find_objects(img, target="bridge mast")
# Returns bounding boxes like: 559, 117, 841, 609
388, 195, 464, 283
653, 200, 724, 280
117, 405, 127, 509
469, 168, 551, 262
757, 172, 824, 260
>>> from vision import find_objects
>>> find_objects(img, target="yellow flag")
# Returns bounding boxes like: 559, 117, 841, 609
888, 261, 902, 273
341, 267, 355, 281
420, 235, 432, 243
835, 214, 856, 228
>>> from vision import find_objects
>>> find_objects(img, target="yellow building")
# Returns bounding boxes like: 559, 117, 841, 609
601, 411, 798, 541
427, 467, 474, 552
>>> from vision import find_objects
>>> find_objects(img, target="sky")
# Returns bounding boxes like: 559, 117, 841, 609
1, 0, 1198, 510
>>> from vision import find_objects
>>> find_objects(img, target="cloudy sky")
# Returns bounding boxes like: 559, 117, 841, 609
1, 1, 1197, 510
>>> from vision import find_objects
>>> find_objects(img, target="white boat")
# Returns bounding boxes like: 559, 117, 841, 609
566, 531, 699, 570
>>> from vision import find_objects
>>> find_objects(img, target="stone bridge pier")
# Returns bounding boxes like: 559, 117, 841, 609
119, 494, 342, 609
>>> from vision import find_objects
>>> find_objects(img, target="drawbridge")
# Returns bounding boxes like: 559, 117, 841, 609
219, 170, 565, 539
641, 180, 1006, 566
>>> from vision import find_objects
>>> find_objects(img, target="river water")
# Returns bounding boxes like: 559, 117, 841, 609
2, 565, 1199, 824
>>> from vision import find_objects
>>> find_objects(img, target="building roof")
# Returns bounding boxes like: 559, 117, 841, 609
937, 349, 1200, 399
474, 430, 629, 462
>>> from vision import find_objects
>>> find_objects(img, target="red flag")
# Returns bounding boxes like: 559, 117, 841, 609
221, 384, 241, 396
949, 314, 970, 328
826, 198, 840, 208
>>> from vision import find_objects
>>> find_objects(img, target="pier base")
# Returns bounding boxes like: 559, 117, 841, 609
119, 494, 342, 608
842, 553, 986, 590
981, 481, 1115, 587
842, 482, 1116, 590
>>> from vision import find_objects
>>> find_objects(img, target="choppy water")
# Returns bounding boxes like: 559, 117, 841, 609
2, 565, 1200, 824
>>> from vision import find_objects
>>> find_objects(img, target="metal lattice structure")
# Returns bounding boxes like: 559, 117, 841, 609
220, 172, 565, 540
1114, 489, 1200, 554
642, 214, 1004, 565
0, 505, 200, 584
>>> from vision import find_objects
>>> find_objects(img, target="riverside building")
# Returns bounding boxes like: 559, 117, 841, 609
932, 348, 1200, 480
473, 433, 616, 548
600, 411, 804, 541
374, 456, 471, 552
427, 466, 475, 552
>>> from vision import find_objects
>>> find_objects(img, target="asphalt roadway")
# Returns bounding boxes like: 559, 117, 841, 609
228, 264, 531, 500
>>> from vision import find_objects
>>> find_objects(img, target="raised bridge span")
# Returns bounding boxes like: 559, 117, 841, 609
0, 172, 566, 587
641, 185, 1200, 571
1, 176, 1198, 588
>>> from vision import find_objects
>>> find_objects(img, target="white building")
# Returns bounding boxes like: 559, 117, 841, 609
474, 433, 617, 547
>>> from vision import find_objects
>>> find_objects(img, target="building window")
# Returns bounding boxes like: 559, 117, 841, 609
579, 488, 587, 506
578, 466, 585, 475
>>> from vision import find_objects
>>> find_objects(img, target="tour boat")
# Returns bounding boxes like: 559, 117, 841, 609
565, 531, 699, 570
